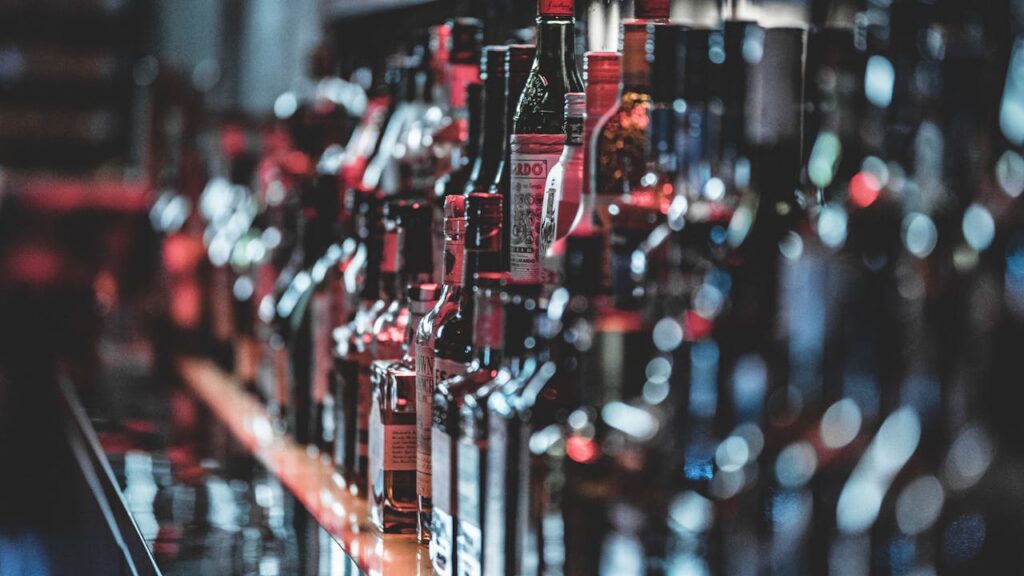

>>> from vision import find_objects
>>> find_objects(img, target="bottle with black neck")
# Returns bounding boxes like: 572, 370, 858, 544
368, 204, 436, 532
492, 44, 536, 270
416, 194, 465, 543
331, 192, 385, 495
464, 46, 508, 197
508, 0, 583, 282
430, 192, 504, 576
457, 279, 543, 576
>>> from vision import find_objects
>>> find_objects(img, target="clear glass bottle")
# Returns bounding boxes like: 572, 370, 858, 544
369, 282, 439, 534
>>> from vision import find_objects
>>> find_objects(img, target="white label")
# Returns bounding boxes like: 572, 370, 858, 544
432, 507, 456, 576
509, 134, 564, 281
433, 429, 453, 513
457, 441, 484, 576
483, 415, 509, 576
416, 342, 435, 497
457, 521, 483, 576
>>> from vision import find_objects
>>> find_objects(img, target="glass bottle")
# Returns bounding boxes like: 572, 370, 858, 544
508, 0, 583, 282
538, 92, 585, 282
331, 192, 385, 495
431, 192, 505, 576
370, 283, 439, 534
457, 279, 543, 576
464, 46, 509, 197
416, 194, 466, 543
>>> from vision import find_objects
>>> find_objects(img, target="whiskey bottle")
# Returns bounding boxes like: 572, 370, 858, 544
431, 192, 504, 576
508, 0, 583, 281
416, 194, 466, 542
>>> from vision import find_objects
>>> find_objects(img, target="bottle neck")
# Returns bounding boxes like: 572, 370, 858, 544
535, 18, 579, 87
442, 216, 467, 287
621, 22, 654, 94
584, 78, 620, 200
469, 73, 507, 192
379, 227, 400, 300
449, 63, 480, 117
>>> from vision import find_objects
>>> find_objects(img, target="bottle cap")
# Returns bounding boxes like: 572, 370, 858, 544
444, 194, 466, 218
584, 51, 621, 85
481, 45, 509, 80
538, 0, 574, 18
449, 18, 484, 65
634, 0, 670, 20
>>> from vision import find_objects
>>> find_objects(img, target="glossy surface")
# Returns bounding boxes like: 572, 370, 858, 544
176, 358, 432, 575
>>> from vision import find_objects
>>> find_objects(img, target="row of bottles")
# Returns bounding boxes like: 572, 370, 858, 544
182, 0, 1024, 573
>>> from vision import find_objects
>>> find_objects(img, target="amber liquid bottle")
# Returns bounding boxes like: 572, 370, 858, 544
416, 194, 466, 543
430, 192, 504, 576
508, 0, 583, 282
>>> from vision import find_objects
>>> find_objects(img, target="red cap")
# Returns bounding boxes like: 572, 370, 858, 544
634, 0, 670, 20
538, 0, 574, 18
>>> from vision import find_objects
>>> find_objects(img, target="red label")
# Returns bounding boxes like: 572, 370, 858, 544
539, 0, 573, 17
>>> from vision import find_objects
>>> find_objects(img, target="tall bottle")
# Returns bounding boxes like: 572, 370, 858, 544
492, 44, 536, 269
591, 0, 671, 219
432, 18, 484, 185
457, 279, 543, 576
367, 200, 434, 534
416, 194, 466, 543
538, 92, 585, 280
464, 46, 509, 196
431, 192, 505, 576
508, 0, 583, 282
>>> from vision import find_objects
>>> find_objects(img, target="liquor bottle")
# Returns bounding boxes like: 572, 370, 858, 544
508, 0, 583, 282
369, 280, 440, 534
434, 82, 483, 277
416, 194, 466, 543
457, 279, 543, 576
331, 191, 385, 495
431, 192, 504, 576
591, 0, 671, 221
431, 271, 508, 576
543, 51, 620, 273
492, 44, 535, 270
537, 92, 585, 281
432, 18, 484, 184
464, 46, 508, 197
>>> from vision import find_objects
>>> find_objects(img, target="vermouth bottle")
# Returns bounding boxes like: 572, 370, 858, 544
508, 0, 583, 281
492, 44, 535, 269
538, 92, 585, 281
465, 46, 509, 195
431, 192, 504, 576
416, 194, 466, 543
457, 279, 543, 576
370, 283, 439, 533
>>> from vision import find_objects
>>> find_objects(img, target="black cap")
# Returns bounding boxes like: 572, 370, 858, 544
482, 45, 508, 79
449, 18, 483, 65
507, 44, 537, 77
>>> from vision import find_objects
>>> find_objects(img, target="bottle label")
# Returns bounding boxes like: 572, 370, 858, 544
509, 134, 565, 281
370, 405, 417, 474
416, 342, 436, 497
457, 438, 483, 576
432, 429, 453, 513
483, 413, 510, 574
431, 506, 456, 576
538, 0, 574, 18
